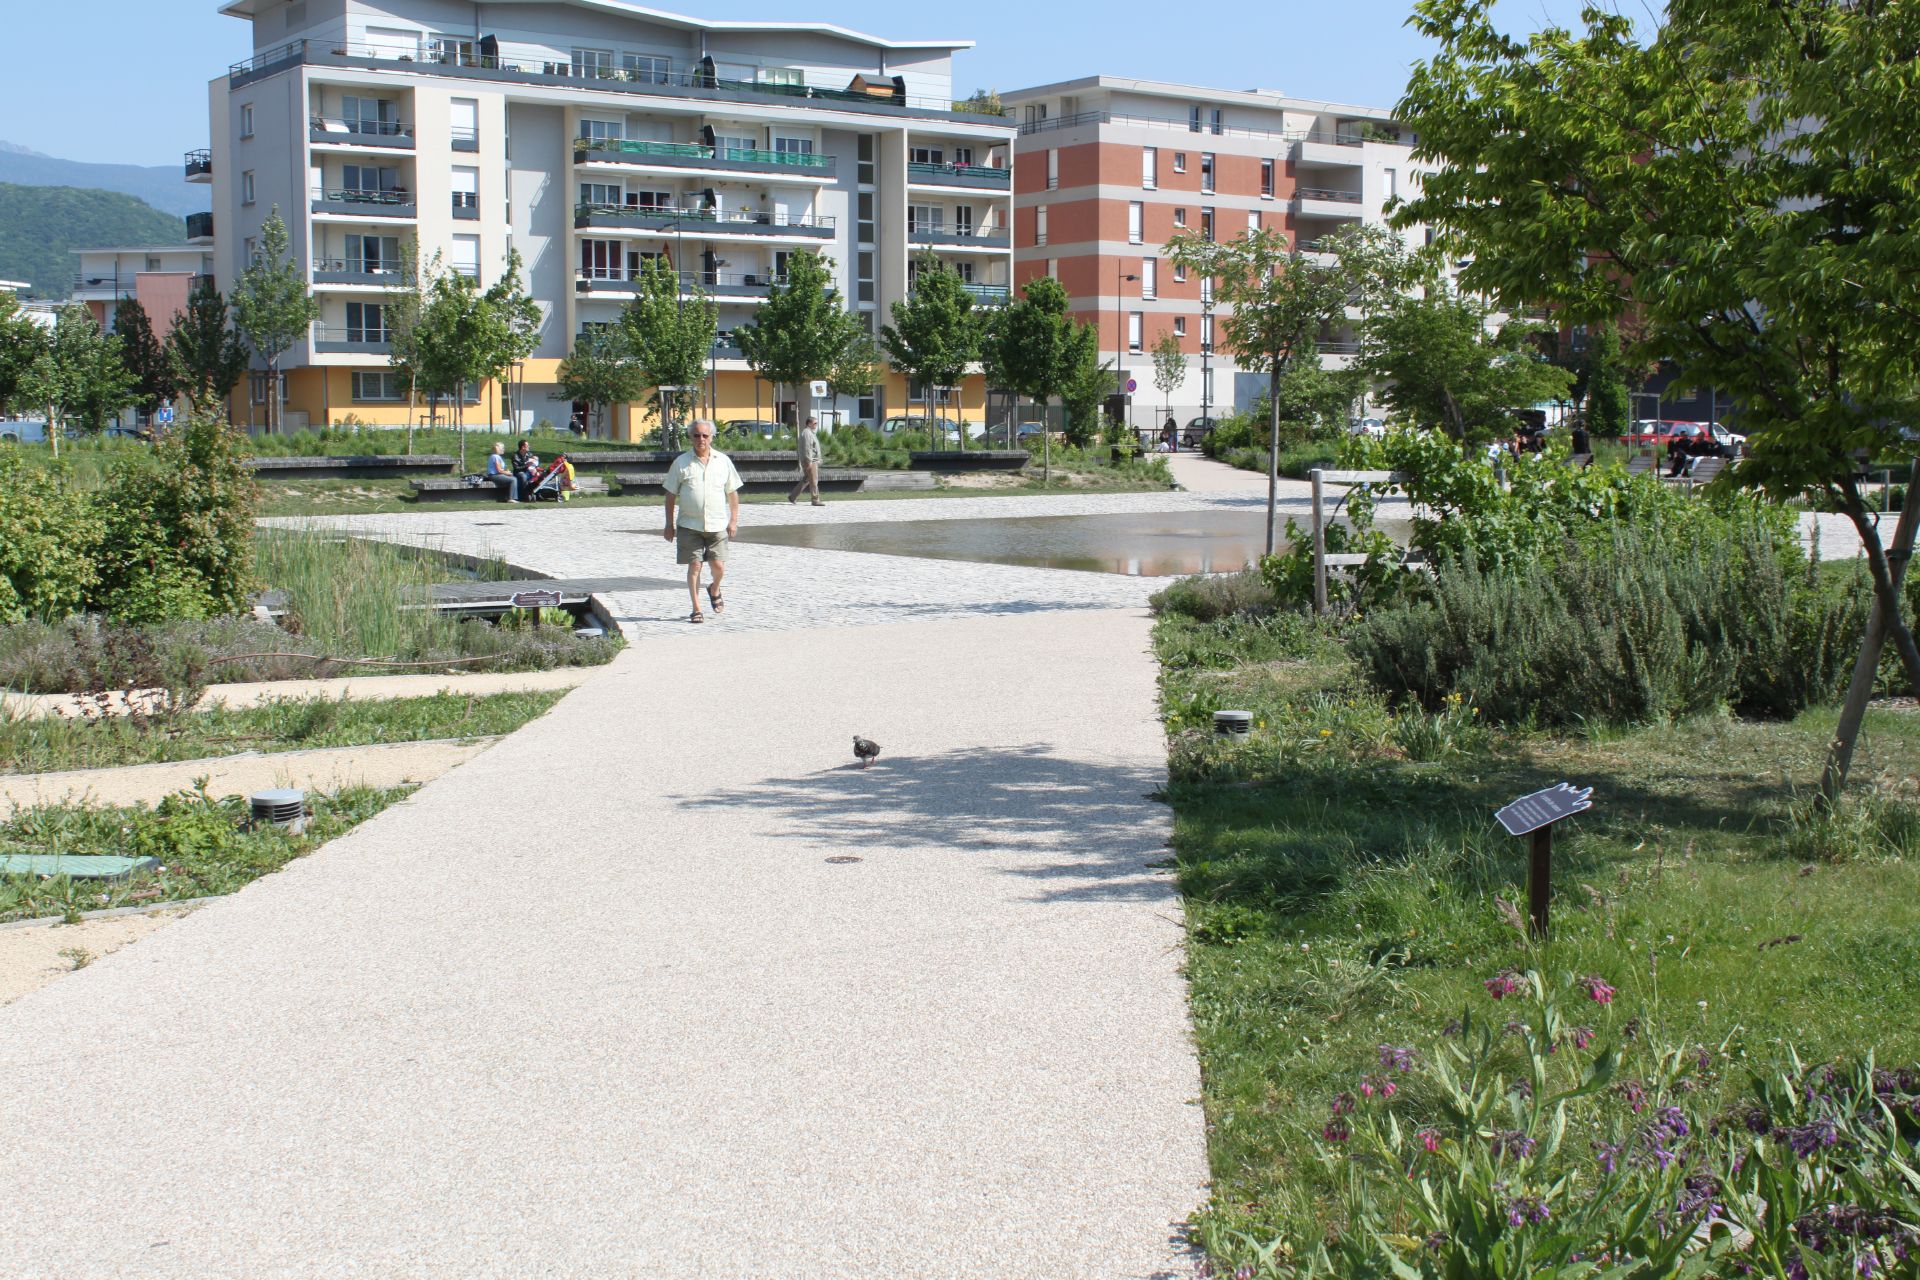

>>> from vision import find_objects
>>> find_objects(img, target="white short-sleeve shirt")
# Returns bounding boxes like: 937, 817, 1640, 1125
662, 449, 743, 532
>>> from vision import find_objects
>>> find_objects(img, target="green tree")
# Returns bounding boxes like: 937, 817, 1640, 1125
881, 255, 979, 448
980, 276, 1093, 483
1060, 334, 1113, 448
557, 326, 641, 439
166, 280, 248, 420
113, 296, 177, 425
1577, 320, 1631, 439
736, 250, 863, 426
484, 249, 544, 434
620, 255, 715, 444
383, 244, 433, 451
828, 334, 883, 411
231, 209, 319, 433
1396, 0, 1920, 798
21, 303, 135, 449
0, 291, 49, 418
1359, 283, 1573, 444
1150, 329, 1185, 426
411, 270, 503, 469
1166, 225, 1406, 552
952, 88, 1003, 115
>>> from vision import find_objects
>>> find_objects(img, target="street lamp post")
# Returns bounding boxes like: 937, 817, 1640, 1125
1115, 263, 1137, 445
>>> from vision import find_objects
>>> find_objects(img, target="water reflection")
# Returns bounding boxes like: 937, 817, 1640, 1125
734, 510, 1399, 577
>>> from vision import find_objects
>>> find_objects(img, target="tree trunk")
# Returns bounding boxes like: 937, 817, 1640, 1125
1266, 362, 1282, 556
1821, 459, 1920, 805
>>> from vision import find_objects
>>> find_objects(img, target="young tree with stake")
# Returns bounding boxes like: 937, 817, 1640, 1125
231, 210, 319, 434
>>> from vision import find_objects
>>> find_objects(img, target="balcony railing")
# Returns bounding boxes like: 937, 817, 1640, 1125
906, 160, 1012, 189
572, 203, 834, 234
1296, 186, 1363, 204
576, 269, 788, 295
185, 211, 214, 241
184, 149, 212, 181
230, 38, 1009, 122
313, 259, 406, 284
1316, 340, 1360, 355
574, 137, 836, 173
907, 224, 1011, 249
960, 283, 1011, 304
313, 325, 392, 352
311, 189, 418, 217
451, 125, 479, 152
309, 116, 413, 147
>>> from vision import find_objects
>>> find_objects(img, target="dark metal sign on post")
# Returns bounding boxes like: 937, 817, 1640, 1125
1494, 783, 1593, 938
509, 589, 564, 609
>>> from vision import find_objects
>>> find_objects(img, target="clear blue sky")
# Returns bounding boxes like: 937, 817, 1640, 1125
0, 0, 1596, 167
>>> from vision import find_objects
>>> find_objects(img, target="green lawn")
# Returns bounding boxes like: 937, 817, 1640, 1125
0, 689, 567, 774
1152, 603, 1920, 1263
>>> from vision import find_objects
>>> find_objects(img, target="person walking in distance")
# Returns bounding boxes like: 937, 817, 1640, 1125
662, 419, 742, 624
790, 414, 824, 506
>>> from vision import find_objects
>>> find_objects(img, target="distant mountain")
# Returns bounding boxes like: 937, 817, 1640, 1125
0, 184, 186, 299
0, 141, 209, 218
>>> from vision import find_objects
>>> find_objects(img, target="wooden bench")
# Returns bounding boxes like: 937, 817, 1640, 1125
1625, 453, 1658, 478
249, 454, 456, 481
907, 449, 1028, 473
1666, 456, 1726, 487
609, 468, 868, 495
408, 475, 609, 502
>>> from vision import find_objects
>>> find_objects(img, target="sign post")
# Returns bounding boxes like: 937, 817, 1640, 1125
1494, 782, 1593, 937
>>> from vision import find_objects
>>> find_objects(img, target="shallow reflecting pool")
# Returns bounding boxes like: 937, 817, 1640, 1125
735, 509, 1359, 576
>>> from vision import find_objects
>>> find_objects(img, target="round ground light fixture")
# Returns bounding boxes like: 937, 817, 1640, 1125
1213, 710, 1254, 738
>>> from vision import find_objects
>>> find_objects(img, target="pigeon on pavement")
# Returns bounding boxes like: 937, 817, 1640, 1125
853, 736, 881, 768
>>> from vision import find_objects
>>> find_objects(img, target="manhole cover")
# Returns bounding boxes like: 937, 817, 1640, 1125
825, 855, 862, 864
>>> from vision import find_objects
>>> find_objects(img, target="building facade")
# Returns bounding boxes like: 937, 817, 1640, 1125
200, 0, 1014, 434
1001, 77, 1434, 428
72, 245, 217, 340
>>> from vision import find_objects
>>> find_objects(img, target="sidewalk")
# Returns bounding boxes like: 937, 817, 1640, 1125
0, 610, 1207, 1278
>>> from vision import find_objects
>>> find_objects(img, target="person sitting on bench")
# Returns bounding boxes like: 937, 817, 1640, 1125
485, 442, 521, 502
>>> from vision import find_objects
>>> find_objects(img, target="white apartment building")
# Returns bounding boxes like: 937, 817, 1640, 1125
1002, 76, 1436, 427
200, 0, 1015, 433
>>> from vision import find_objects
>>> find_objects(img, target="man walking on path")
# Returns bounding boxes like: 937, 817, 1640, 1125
662, 419, 741, 623
789, 415, 824, 506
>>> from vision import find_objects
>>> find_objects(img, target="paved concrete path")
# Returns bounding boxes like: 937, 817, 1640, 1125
0, 608, 1207, 1278
0, 737, 494, 810
0, 666, 596, 721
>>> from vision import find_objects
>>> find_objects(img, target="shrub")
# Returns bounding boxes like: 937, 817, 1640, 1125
1150, 569, 1277, 622
1348, 529, 1868, 726
0, 453, 103, 624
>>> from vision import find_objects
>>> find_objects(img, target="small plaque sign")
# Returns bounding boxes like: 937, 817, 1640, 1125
510, 589, 564, 609
1495, 783, 1593, 837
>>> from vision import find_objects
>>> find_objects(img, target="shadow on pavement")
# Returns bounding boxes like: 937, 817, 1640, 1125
675, 743, 1171, 903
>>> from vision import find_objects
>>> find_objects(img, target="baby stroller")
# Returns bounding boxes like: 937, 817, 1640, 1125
525, 454, 578, 502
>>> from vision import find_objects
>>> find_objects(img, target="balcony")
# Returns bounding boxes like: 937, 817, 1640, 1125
313, 259, 407, 287
185, 211, 214, 242
311, 189, 417, 220
907, 225, 1010, 250
451, 126, 479, 153
313, 325, 391, 354
452, 193, 479, 221
309, 116, 414, 149
229, 39, 1012, 126
575, 270, 784, 300
574, 137, 837, 180
1293, 186, 1365, 220
572, 203, 833, 239
184, 149, 212, 183
905, 161, 1011, 191
960, 282, 1011, 305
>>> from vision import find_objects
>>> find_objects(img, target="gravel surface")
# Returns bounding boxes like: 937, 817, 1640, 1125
0, 611, 1207, 1278
0, 907, 195, 1005
0, 667, 596, 722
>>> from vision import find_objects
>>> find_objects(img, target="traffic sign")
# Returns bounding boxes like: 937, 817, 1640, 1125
1125, 378, 1138, 393
156, 405, 175, 425
808, 379, 828, 399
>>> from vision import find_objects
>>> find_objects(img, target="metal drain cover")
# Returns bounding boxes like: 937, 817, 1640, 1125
825, 855, 862, 864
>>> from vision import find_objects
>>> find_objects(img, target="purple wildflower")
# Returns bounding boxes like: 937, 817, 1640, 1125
1594, 1140, 1624, 1174
1777, 1119, 1841, 1159
1616, 1080, 1648, 1114
1490, 1129, 1536, 1159
1581, 974, 1616, 1005
1330, 1091, 1356, 1116
1323, 1118, 1350, 1143
1658, 1106, 1691, 1138
1378, 1043, 1416, 1071
1484, 968, 1526, 1000
1858, 1253, 1876, 1278
1570, 1025, 1596, 1050
1418, 1128, 1440, 1153
1503, 1194, 1550, 1227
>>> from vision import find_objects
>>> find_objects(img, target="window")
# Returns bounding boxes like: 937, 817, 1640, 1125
953, 146, 974, 166
579, 239, 623, 280
1142, 146, 1157, 189
1173, 260, 1187, 283
1173, 153, 1186, 174
909, 203, 943, 234
570, 47, 614, 78
580, 181, 621, 208
1385, 167, 1397, 199
344, 234, 400, 271
433, 34, 477, 65
629, 189, 671, 209
952, 260, 975, 283
341, 95, 399, 136
240, 104, 254, 137
249, 371, 286, 404
856, 192, 875, 243
1201, 207, 1215, 241
773, 135, 815, 157
341, 163, 400, 196
1201, 313, 1214, 352
450, 97, 479, 147
1141, 257, 1156, 298
1127, 201, 1143, 244
351, 371, 406, 402
1202, 367, 1214, 404
1200, 153, 1215, 193
1200, 276, 1213, 304
1260, 159, 1275, 197
1172, 316, 1186, 337
857, 249, 875, 303
241, 170, 255, 203
1172, 207, 1186, 228
712, 133, 755, 156
1189, 105, 1203, 134
622, 52, 671, 84
580, 117, 624, 143
451, 233, 480, 279
857, 134, 875, 186
1248, 209, 1261, 232
909, 145, 945, 166
1035, 205, 1048, 246
954, 204, 974, 235
242, 235, 258, 265
451, 166, 479, 216
1046, 148, 1058, 190
146, 256, 162, 271
1046, 258, 1057, 279
345, 302, 388, 343
760, 67, 804, 87
1023, 102, 1048, 127
1128, 311, 1143, 353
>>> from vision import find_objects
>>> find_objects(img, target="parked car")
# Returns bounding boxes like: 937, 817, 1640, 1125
1348, 416, 1386, 438
880, 415, 966, 443
723, 419, 785, 439
1013, 421, 1051, 442
1182, 416, 1219, 449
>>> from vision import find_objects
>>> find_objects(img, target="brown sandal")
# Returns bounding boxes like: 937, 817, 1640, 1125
688, 609, 704, 624
706, 584, 724, 613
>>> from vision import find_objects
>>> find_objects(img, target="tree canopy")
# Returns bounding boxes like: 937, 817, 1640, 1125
230, 210, 318, 432
881, 254, 979, 436
620, 255, 715, 436
166, 280, 247, 415
736, 250, 863, 421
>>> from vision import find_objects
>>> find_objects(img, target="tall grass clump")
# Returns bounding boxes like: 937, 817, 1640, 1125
1348, 527, 1868, 726
255, 530, 507, 659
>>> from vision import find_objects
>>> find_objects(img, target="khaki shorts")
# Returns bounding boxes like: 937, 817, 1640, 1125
676, 527, 728, 565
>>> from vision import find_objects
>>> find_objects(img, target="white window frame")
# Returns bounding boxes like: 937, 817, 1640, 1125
1173, 316, 1186, 337
1248, 209, 1261, 232
1172, 153, 1186, 174
1201, 152, 1215, 194
1046, 148, 1058, 190
1140, 257, 1156, 299
621, 52, 671, 84
351, 370, 406, 402
1260, 158, 1275, 198
241, 170, 255, 204
239, 104, 254, 138
571, 47, 615, 78
1035, 205, 1048, 246
1127, 311, 1143, 353
1127, 201, 1143, 244
1141, 146, 1157, 189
